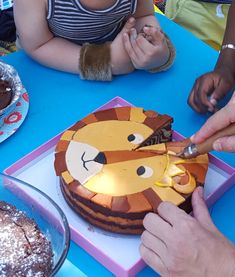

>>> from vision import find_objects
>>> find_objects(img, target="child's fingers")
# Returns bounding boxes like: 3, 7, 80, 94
123, 17, 136, 33
143, 26, 165, 45
123, 32, 139, 62
135, 34, 155, 54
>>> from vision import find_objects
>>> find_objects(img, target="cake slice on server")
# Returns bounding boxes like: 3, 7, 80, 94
54, 107, 208, 234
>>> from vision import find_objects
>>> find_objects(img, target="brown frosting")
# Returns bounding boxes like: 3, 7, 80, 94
0, 78, 12, 110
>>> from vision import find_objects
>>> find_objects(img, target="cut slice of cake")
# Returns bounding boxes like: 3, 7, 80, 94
54, 107, 208, 234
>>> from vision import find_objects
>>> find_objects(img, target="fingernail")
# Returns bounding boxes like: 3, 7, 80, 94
209, 98, 217, 106
213, 140, 222, 151
197, 186, 204, 198
208, 106, 214, 113
190, 134, 195, 141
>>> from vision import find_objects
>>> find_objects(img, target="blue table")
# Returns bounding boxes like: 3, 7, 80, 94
1, 14, 235, 276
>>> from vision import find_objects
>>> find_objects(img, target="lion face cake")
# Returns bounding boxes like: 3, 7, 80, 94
54, 107, 208, 234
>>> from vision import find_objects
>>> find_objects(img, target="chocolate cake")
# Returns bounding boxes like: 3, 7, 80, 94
0, 201, 53, 276
54, 107, 209, 234
0, 77, 12, 110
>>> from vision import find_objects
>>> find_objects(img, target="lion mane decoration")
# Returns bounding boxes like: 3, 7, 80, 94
54, 107, 208, 234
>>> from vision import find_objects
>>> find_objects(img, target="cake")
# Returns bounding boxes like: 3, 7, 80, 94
0, 77, 12, 110
0, 201, 53, 276
54, 107, 209, 234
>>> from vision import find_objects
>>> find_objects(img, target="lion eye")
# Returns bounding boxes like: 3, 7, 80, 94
136, 166, 153, 178
127, 133, 144, 145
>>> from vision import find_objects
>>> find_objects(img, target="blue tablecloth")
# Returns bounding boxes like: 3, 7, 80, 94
1, 14, 235, 276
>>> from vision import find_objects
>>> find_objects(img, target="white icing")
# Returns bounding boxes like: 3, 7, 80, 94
66, 141, 103, 185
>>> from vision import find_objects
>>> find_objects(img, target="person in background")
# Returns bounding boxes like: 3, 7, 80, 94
14, 0, 175, 81
140, 92, 235, 277
188, 0, 235, 113
165, 0, 231, 51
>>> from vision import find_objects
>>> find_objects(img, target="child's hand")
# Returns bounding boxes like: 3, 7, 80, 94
122, 26, 170, 71
188, 66, 235, 113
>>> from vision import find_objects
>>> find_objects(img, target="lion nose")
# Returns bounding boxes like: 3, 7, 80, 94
94, 152, 107, 164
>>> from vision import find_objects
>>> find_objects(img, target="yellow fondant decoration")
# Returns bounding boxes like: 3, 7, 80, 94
72, 121, 153, 151
138, 143, 166, 152
173, 154, 209, 165
173, 171, 196, 194
62, 171, 74, 184
155, 175, 173, 187
152, 186, 185, 206
84, 155, 168, 196
167, 150, 177, 155
61, 130, 76, 141
167, 164, 185, 177
130, 108, 147, 123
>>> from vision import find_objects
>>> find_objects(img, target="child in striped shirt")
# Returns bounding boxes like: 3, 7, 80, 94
14, 0, 175, 81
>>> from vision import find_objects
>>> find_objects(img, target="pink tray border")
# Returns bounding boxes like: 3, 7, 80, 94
4, 96, 235, 277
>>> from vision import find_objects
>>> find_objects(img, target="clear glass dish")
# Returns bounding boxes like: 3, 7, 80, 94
0, 173, 70, 276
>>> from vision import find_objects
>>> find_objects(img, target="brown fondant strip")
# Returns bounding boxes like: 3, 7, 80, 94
166, 139, 191, 148
94, 108, 118, 121
180, 164, 207, 184
144, 115, 173, 131
82, 113, 98, 124
55, 140, 70, 153
144, 110, 159, 118
143, 188, 162, 212
103, 150, 156, 164
112, 196, 130, 212
180, 174, 189, 185
115, 106, 131, 121
54, 152, 67, 175
69, 120, 86, 131
127, 193, 152, 213
91, 194, 112, 209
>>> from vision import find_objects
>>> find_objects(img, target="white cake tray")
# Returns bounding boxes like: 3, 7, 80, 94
4, 97, 235, 277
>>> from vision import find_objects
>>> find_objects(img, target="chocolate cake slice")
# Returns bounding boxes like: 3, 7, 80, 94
54, 107, 208, 234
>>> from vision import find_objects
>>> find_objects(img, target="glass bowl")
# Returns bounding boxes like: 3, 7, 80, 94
0, 173, 70, 276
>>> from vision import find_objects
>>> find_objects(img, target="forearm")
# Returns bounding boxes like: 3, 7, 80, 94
23, 37, 81, 74
216, 1, 235, 76
25, 36, 134, 76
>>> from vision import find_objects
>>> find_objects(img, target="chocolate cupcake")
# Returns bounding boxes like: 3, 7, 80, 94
0, 77, 12, 110
0, 201, 53, 276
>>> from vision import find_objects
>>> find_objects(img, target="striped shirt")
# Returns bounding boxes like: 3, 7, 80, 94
47, 0, 138, 45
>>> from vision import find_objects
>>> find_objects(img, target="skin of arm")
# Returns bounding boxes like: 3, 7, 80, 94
14, 0, 161, 76
187, 0, 235, 113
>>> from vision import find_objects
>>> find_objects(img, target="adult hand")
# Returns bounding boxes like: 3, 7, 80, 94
188, 66, 235, 114
140, 187, 235, 277
122, 25, 170, 71
191, 92, 235, 152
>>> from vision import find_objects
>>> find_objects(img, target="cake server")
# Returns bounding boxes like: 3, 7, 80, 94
177, 122, 235, 159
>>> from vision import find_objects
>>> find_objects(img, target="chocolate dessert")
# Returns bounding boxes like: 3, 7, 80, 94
0, 77, 12, 110
54, 107, 209, 234
0, 201, 53, 276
